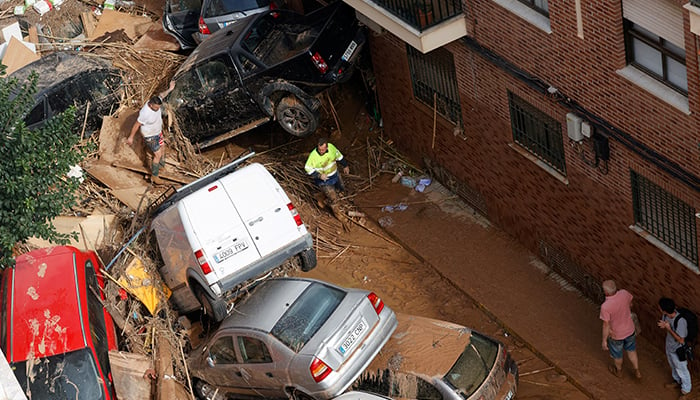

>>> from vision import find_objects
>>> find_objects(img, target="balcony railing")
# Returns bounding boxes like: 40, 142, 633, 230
368, 0, 463, 31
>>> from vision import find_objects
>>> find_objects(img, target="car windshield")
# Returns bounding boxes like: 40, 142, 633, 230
443, 332, 499, 398
271, 282, 345, 352
12, 347, 107, 400
203, 0, 268, 17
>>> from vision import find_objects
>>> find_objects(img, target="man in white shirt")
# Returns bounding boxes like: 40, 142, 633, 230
127, 82, 175, 184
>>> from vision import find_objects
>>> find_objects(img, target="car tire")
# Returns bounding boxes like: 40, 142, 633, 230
194, 285, 228, 322
194, 379, 226, 400
299, 248, 317, 272
275, 96, 318, 137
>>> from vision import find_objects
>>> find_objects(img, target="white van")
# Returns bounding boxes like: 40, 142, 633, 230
150, 153, 316, 321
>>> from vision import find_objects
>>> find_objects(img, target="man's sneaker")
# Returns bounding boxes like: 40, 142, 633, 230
608, 365, 622, 378
665, 381, 681, 389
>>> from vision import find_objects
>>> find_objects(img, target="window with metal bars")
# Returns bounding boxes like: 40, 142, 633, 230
631, 171, 698, 265
406, 45, 462, 125
517, 0, 548, 16
507, 92, 566, 174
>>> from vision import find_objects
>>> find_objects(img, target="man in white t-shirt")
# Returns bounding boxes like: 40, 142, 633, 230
127, 82, 175, 184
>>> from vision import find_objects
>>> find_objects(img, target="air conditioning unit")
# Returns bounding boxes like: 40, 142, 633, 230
566, 113, 583, 142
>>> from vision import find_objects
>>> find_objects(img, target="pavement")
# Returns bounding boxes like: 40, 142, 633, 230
354, 177, 688, 400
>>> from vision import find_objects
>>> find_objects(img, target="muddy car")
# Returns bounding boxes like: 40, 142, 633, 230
162, 0, 273, 49
165, 1, 365, 148
353, 314, 518, 400
188, 277, 397, 400
10, 52, 122, 135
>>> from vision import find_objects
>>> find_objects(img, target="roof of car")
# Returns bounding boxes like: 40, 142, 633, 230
221, 278, 319, 332
364, 314, 472, 378
4, 246, 94, 363
9, 52, 114, 95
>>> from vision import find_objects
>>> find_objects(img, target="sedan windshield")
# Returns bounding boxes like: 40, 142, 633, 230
443, 332, 499, 398
12, 347, 107, 400
271, 282, 345, 352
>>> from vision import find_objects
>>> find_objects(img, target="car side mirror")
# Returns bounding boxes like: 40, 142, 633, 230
207, 356, 216, 368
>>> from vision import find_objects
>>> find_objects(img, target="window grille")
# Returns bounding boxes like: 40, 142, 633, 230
631, 171, 698, 265
406, 45, 462, 125
508, 92, 566, 174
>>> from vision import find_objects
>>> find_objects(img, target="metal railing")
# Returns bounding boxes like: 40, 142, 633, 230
369, 0, 463, 31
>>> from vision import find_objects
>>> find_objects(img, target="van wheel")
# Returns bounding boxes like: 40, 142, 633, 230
299, 248, 317, 272
275, 96, 318, 137
194, 286, 228, 322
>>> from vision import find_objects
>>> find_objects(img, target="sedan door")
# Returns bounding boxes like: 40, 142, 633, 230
231, 334, 289, 398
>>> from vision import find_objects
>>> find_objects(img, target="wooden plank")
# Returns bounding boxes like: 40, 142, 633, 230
156, 335, 192, 400
26, 214, 116, 251
80, 11, 97, 39
112, 161, 193, 185
90, 9, 152, 41
27, 26, 39, 46
109, 351, 153, 400
1, 37, 39, 75
134, 23, 180, 51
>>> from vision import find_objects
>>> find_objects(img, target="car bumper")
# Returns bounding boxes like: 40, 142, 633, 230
212, 232, 314, 295
309, 306, 399, 399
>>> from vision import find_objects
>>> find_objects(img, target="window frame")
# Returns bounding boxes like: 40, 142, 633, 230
630, 171, 698, 266
623, 19, 687, 95
406, 45, 463, 126
516, 0, 548, 16
507, 91, 566, 175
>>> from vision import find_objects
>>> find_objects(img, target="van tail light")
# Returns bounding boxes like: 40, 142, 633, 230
199, 16, 211, 35
310, 357, 332, 382
310, 52, 328, 74
367, 292, 384, 315
287, 203, 303, 226
194, 249, 212, 274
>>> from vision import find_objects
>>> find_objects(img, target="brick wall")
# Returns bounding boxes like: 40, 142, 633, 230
368, 0, 700, 347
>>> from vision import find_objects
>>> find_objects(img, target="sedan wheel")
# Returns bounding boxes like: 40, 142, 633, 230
194, 380, 226, 400
275, 96, 318, 137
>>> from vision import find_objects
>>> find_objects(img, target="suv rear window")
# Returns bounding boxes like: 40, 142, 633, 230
444, 332, 499, 397
203, 0, 268, 17
13, 347, 107, 400
271, 282, 345, 352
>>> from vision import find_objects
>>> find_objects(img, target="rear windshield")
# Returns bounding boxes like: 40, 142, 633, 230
203, 0, 268, 18
12, 347, 107, 400
271, 282, 345, 352
242, 13, 323, 66
443, 332, 499, 397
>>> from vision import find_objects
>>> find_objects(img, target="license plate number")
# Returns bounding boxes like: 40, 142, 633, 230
213, 241, 248, 263
338, 319, 366, 355
341, 41, 357, 62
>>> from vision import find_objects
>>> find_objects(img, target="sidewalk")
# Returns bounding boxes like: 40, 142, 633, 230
354, 177, 683, 400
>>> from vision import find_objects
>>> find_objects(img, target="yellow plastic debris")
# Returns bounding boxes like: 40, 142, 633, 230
118, 256, 171, 315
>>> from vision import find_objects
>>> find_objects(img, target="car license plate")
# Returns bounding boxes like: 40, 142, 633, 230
213, 241, 248, 263
341, 41, 357, 62
338, 319, 366, 355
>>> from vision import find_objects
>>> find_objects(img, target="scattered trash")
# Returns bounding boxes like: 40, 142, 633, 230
33, 0, 50, 15
347, 210, 366, 218
14, 5, 25, 15
418, 177, 432, 186
67, 164, 85, 183
400, 176, 417, 188
391, 171, 403, 183
378, 216, 393, 227
382, 203, 408, 213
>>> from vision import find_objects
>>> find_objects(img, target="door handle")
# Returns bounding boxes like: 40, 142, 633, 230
248, 216, 263, 226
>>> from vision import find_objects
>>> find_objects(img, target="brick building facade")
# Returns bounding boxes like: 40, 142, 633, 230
363, 0, 700, 344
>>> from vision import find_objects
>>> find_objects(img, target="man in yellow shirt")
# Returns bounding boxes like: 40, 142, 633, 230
305, 138, 350, 198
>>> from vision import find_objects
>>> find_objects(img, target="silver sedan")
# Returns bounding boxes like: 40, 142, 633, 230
189, 277, 398, 399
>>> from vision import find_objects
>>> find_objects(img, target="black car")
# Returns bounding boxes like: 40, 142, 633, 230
165, 1, 366, 148
10, 52, 122, 135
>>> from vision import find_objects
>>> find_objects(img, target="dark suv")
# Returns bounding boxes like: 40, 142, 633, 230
166, 1, 365, 148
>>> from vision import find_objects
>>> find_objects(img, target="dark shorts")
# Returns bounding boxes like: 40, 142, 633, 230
144, 132, 163, 152
608, 333, 637, 359
315, 173, 345, 192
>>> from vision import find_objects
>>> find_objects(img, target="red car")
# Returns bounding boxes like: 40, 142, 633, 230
0, 246, 119, 400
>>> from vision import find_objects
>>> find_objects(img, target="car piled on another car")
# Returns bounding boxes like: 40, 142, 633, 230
353, 314, 519, 400
165, 1, 366, 148
188, 277, 398, 400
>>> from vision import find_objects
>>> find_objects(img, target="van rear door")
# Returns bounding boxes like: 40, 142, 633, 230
220, 164, 304, 256
180, 181, 260, 283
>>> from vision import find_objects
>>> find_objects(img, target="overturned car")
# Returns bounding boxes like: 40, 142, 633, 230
165, 1, 365, 148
